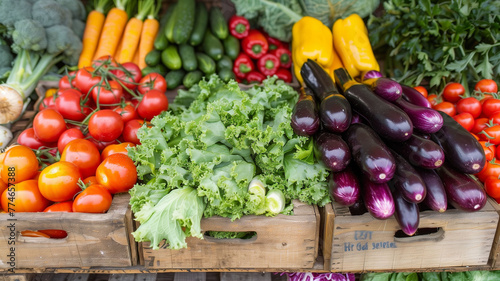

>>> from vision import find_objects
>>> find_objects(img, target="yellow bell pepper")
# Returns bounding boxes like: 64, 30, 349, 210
332, 13, 379, 79
292, 16, 334, 84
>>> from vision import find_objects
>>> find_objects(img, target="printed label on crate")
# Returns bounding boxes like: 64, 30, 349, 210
343, 231, 397, 252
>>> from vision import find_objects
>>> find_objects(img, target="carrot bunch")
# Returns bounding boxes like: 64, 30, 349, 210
78, 0, 160, 70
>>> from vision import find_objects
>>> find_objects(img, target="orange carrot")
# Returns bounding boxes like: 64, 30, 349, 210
132, 46, 140, 66
137, 1, 160, 69
93, 0, 130, 60
78, 0, 110, 68
113, 34, 124, 59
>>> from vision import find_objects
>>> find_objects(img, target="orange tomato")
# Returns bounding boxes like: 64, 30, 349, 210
96, 154, 137, 194
1, 180, 51, 212
101, 142, 135, 161
43, 201, 74, 212
1, 145, 39, 184
72, 184, 112, 213
413, 86, 428, 98
60, 139, 101, 178
38, 161, 82, 202
83, 176, 98, 186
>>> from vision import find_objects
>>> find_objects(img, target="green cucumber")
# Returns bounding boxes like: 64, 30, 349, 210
217, 55, 233, 71
202, 30, 224, 61
196, 52, 216, 75
223, 35, 240, 60
183, 70, 203, 88
142, 64, 167, 76
189, 2, 208, 46
165, 69, 186, 89
161, 45, 182, 70
179, 44, 198, 72
209, 7, 228, 40
218, 68, 235, 83
145, 49, 161, 67
165, 0, 195, 44
153, 3, 176, 50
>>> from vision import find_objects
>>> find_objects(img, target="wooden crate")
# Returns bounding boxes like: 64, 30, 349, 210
487, 200, 500, 269
139, 201, 320, 269
322, 199, 499, 273
0, 194, 137, 269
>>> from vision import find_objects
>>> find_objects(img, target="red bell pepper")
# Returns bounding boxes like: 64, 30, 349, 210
233, 53, 254, 79
229, 15, 250, 39
257, 54, 280, 76
275, 68, 293, 83
241, 30, 268, 60
262, 31, 282, 51
245, 71, 265, 84
270, 47, 292, 69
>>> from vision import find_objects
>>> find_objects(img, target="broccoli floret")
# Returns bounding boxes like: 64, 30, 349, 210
32, 0, 73, 28
45, 25, 82, 65
54, 0, 86, 21
71, 19, 85, 39
0, 0, 32, 28
11, 19, 47, 53
0, 44, 13, 68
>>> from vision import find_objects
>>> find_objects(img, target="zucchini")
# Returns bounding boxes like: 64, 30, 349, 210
217, 55, 233, 71
153, 3, 176, 50
218, 68, 235, 82
183, 70, 203, 88
189, 2, 208, 46
142, 64, 167, 76
209, 7, 228, 40
179, 44, 198, 72
202, 30, 224, 61
223, 35, 240, 60
165, 69, 186, 90
196, 52, 216, 75
161, 45, 182, 70
165, 0, 195, 44
145, 49, 161, 67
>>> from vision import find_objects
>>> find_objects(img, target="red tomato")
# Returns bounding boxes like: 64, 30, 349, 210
113, 102, 138, 123
479, 125, 500, 145
479, 141, 495, 161
427, 94, 440, 107
475, 79, 498, 93
74, 67, 102, 96
96, 154, 137, 194
33, 109, 67, 143
101, 142, 135, 161
472, 118, 490, 134
83, 176, 98, 186
88, 110, 124, 142
43, 201, 73, 212
122, 119, 145, 144
456, 97, 482, 119
17, 128, 54, 150
452, 112, 475, 131
38, 161, 82, 202
37, 229, 68, 239
112, 62, 142, 91
1, 145, 39, 184
137, 90, 169, 120
482, 99, 500, 117
442, 82, 465, 103
413, 86, 428, 98
433, 101, 456, 116
58, 73, 77, 90
92, 55, 118, 70
137, 73, 167, 94
1, 180, 51, 212
39, 95, 57, 111
57, 128, 85, 154
60, 139, 101, 178
489, 112, 500, 126
73, 184, 113, 213
92, 80, 124, 105
477, 159, 500, 182
485, 176, 500, 199
55, 89, 91, 121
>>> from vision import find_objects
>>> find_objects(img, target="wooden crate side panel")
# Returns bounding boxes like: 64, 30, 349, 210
0, 194, 133, 269
329, 202, 498, 272
488, 198, 500, 269
142, 202, 318, 269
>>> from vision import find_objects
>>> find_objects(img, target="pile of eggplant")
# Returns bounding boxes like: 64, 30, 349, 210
291, 59, 487, 236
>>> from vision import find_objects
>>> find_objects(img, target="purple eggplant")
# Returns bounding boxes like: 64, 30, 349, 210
389, 134, 445, 169
393, 98, 443, 134
301, 60, 352, 133
415, 167, 447, 212
390, 149, 427, 203
315, 131, 351, 172
393, 187, 420, 236
401, 85, 432, 108
362, 176, 395, 219
361, 70, 383, 81
349, 199, 368, 215
431, 111, 486, 174
437, 164, 487, 212
334, 68, 413, 142
363, 77, 403, 102
329, 166, 360, 206
344, 123, 396, 183
351, 113, 362, 124
291, 88, 320, 136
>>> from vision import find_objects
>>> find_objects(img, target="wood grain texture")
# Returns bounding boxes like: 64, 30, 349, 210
220, 273, 271, 281
141, 200, 319, 269
0, 194, 135, 269
323, 199, 499, 272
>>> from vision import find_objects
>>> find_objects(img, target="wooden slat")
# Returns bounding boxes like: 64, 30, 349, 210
109, 274, 157, 281
52, 274, 90, 281
173, 273, 206, 281
220, 273, 271, 281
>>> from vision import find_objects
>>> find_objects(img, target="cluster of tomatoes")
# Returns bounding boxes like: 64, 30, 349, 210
1, 56, 169, 214
419, 78, 500, 202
